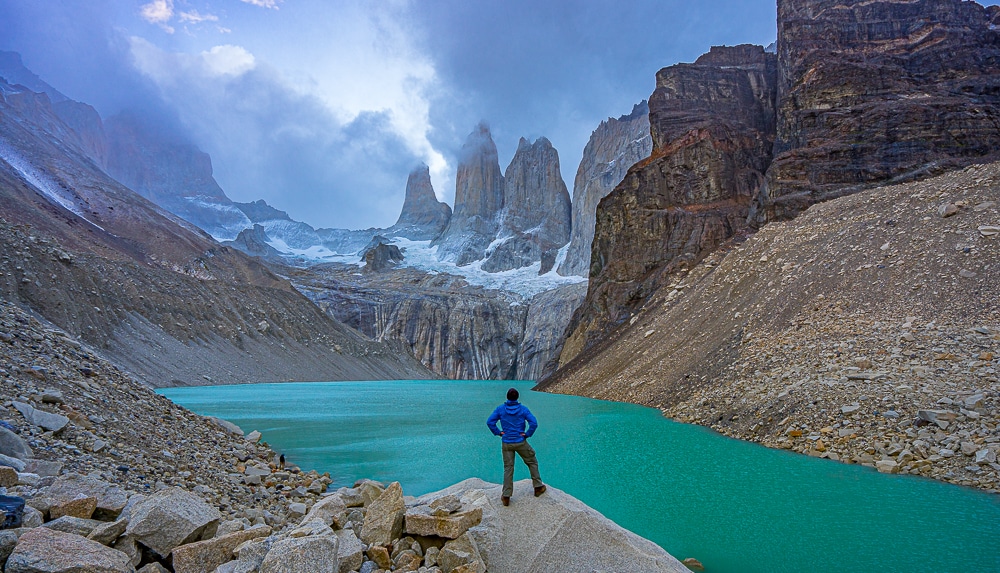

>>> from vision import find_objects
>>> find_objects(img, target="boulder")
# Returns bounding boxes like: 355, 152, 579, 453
360, 481, 404, 547
334, 529, 363, 573
23, 461, 61, 478
0, 427, 32, 461
334, 488, 364, 508
358, 481, 384, 506
258, 535, 339, 573
137, 564, 169, 573
11, 403, 68, 433
0, 454, 27, 472
417, 479, 689, 573
21, 506, 43, 528
0, 466, 18, 488
5, 527, 133, 573
87, 518, 128, 546
1, 530, 19, 564
41, 516, 104, 537
302, 494, 346, 528
365, 546, 391, 570
208, 417, 243, 436
125, 487, 221, 557
171, 525, 271, 573
227, 536, 276, 573
429, 495, 463, 515
47, 475, 127, 520
438, 533, 485, 573
49, 496, 97, 520
405, 506, 482, 539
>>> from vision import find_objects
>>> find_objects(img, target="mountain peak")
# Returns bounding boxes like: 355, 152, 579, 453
389, 163, 451, 240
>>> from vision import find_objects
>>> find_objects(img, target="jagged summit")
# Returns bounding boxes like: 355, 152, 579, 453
388, 163, 452, 241
482, 136, 571, 274
433, 122, 505, 266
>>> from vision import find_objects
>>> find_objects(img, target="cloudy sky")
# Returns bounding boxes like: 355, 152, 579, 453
0, 0, 787, 229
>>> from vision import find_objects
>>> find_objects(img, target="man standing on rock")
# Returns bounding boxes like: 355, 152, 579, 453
487, 388, 546, 506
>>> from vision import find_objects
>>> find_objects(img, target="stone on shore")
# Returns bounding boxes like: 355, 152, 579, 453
1, 530, 19, 564
5, 528, 133, 573
334, 529, 363, 573
47, 475, 127, 520
360, 481, 404, 547
438, 533, 485, 573
12, 402, 69, 433
302, 494, 346, 528
41, 516, 104, 537
0, 453, 27, 472
87, 518, 129, 546
258, 535, 339, 573
0, 427, 32, 461
125, 487, 221, 557
171, 525, 271, 573
49, 496, 97, 520
405, 506, 483, 539
0, 465, 18, 487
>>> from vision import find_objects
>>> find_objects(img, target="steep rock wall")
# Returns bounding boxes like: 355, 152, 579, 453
561, 45, 778, 361
558, 102, 652, 278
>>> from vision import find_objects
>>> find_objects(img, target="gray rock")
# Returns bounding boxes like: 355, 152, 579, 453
360, 481, 404, 547
840, 404, 861, 414
334, 529, 363, 573
47, 474, 127, 520
137, 564, 170, 573
0, 530, 18, 565
0, 453, 27, 472
259, 535, 339, 573
11, 402, 68, 433
245, 431, 262, 443
358, 561, 377, 573
87, 518, 129, 546
287, 503, 306, 518
23, 461, 61, 477
111, 536, 141, 568
215, 520, 247, 538
21, 506, 43, 528
5, 527, 133, 573
418, 479, 692, 573
302, 494, 346, 528
41, 516, 104, 537
429, 495, 463, 515
0, 427, 32, 461
125, 487, 221, 557
917, 409, 957, 429
358, 481, 383, 506
438, 533, 485, 573
976, 449, 997, 465
208, 417, 243, 436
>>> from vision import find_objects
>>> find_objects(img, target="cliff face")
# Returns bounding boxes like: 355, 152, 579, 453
482, 137, 572, 274
388, 164, 452, 240
561, 45, 777, 360
433, 123, 505, 265
558, 0, 1000, 369
750, 0, 1000, 224
558, 102, 652, 278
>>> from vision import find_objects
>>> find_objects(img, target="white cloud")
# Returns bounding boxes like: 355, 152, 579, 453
140, 0, 175, 32
240, 0, 282, 9
179, 10, 219, 24
201, 45, 256, 76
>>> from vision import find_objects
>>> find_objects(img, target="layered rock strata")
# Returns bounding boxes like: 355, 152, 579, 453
542, 161, 1000, 492
751, 0, 1000, 225
561, 45, 777, 360
558, 102, 652, 278
482, 137, 571, 274
387, 164, 452, 241
434, 122, 505, 266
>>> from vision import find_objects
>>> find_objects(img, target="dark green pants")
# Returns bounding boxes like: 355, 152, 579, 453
502, 440, 543, 497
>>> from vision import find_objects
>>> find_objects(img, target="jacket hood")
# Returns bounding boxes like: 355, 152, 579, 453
504, 400, 521, 412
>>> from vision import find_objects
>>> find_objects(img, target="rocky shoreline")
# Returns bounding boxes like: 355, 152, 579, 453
0, 300, 690, 572
542, 162, 1000, 494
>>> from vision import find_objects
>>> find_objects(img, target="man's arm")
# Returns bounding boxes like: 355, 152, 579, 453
486, 406, 503, 436
523, 407, 538, 438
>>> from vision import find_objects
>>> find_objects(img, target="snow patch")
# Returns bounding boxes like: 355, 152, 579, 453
0, 137, 106, 231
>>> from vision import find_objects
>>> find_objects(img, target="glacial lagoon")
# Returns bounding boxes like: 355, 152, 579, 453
161, 380, 1000, 573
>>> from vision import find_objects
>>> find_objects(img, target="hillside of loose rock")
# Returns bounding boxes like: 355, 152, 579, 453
542, 161, 1000, 492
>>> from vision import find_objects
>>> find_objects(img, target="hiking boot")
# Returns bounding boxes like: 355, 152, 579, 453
534, 485, 547, 497
501, 496, 510, 506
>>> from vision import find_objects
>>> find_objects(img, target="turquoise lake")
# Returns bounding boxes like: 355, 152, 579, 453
160, 380, 1000, 573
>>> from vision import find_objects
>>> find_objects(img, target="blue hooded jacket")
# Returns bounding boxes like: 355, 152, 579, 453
487, 400, 538, 444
